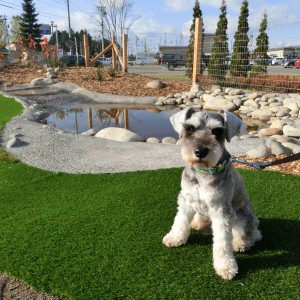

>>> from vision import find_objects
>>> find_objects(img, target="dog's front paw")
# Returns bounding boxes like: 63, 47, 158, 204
214, 260, 238, 280
162, 233, 187, 247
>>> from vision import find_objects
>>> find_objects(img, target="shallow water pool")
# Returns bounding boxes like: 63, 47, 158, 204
46, 104, 179, 140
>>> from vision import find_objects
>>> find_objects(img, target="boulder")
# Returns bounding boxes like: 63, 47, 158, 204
203, 96, 237, 111
257, 128, 283, 137
146, 137, 160, 143
270, 141, 292, 156
146, 80, 164, 89
6, 137, 24, 148
282, 125, 300, 138
246, 144, 269, 158
31, 77, 53, 86
251, 109, 274, 120
81, 129, 97, 136
281, 142, 300, 154
162, 137, 177, 144
95, 127, 144, 142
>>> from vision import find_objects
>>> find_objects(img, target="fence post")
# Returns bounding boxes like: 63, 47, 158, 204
192, 17, 203, 87
83, 34, 90, 67
112, 36, 116, 69
122, 33, 128, 73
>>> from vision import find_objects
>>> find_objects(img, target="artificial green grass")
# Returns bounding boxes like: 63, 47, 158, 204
0, 94, 23, 163
0, 95, 299, 299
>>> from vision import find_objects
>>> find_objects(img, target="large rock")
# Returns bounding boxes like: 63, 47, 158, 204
95, 127, 144, 142
257, 128, 283, 137
31, 77, 53, 86
146, 80, 164, 89
282, 125, 300, 137
203, 95, 237, 111
246, 144, 269, 158
251, 109, 274, 120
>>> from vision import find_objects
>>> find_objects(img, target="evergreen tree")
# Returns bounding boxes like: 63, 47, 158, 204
229, 0, 249, 77
250, 12, 269, 77
185, 0, 204, 78
208, 0, 229, 83
19, 0, 41, 47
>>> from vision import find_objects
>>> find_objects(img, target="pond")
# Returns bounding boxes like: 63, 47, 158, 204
45, 104, 180, 139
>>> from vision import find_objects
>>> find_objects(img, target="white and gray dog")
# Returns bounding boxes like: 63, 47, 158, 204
163, 107, 262, 280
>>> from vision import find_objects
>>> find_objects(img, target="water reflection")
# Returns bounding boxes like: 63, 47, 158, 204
46, 105, 179, 139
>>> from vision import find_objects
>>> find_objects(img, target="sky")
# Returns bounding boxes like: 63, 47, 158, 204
1, 0, 300, 54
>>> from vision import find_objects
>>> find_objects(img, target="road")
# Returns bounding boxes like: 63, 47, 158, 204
127, 64, 300, 77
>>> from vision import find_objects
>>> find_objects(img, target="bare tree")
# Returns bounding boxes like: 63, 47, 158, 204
96, 0, 139, 45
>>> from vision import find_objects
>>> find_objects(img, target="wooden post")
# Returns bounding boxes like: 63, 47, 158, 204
192, 17, 203, 86
122, 33, 128, 73
112, 36, 116, 70
83, 34, 90, 67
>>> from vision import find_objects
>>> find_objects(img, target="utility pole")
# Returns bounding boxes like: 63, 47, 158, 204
66, 0, 72, 54
98, 6, 106, 52
54, 24, 58, 49
66, 0, 72, 38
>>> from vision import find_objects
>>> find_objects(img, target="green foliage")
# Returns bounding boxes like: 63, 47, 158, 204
186, 0, 204, 78
95, 65, 104, 81
19, 0, 41, 47
250, 12, 269, 77
229, 0, 250, 78
10, 16, 21, 43
107, 66, 116, 78
208, 0, 229, 83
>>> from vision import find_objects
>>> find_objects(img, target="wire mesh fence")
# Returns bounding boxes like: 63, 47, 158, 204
200, 3, 300, 93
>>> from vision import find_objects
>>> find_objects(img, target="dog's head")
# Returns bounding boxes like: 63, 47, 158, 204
170, 107, 247, 168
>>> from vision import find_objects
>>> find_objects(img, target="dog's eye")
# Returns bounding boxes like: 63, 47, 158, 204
211, 127, 224, 140
183, 123, 196, 135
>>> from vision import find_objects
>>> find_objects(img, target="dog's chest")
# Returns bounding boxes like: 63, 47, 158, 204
182, 171, 223, 215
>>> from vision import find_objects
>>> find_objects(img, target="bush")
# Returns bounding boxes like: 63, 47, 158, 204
107, 67, 116, 78
95, 66, 103, 81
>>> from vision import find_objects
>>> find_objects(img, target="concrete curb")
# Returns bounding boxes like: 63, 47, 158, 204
52, 82, 157, 104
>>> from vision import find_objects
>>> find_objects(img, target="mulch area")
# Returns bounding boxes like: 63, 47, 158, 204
0, 65, 191, 97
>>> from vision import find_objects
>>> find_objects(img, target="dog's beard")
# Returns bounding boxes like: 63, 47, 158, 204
181, 143, 223, 168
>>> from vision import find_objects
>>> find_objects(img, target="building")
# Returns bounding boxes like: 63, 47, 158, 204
268, 46, 300, 58
158, 33, 215, 59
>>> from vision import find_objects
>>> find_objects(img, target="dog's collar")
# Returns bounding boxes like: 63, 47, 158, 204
192, 160, 230, 175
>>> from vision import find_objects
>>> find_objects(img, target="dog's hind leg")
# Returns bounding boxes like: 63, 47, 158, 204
232, 202, 262, 252
163, 192, 195, 247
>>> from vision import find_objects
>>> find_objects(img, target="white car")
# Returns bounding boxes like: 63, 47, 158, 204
128, 59, 144, 66
95, 57, 111, 67
271, 57, 284, 66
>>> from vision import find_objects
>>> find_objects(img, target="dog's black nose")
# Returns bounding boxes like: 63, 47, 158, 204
195, 148, 209, 158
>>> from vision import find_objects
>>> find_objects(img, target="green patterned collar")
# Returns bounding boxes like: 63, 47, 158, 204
192, 160, 230, 175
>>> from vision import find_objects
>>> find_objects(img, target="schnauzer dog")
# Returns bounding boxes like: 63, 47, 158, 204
163, 107, 262, 280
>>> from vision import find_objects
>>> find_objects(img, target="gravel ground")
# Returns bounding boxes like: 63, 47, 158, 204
0, 83, 265, 174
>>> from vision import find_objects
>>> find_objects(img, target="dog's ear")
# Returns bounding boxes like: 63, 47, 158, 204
218, 109, 247, 142
170, 107, 197, 137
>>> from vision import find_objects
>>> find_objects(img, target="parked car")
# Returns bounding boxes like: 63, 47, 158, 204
248, 60, 257, 70
128, 59, 144, 66
95, 57, 111, 67
283, 59, 296, 68
60, 55, 85, 66
294, 59, 300, 68
271, 57, 284, 66
267, 57, 273, 65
